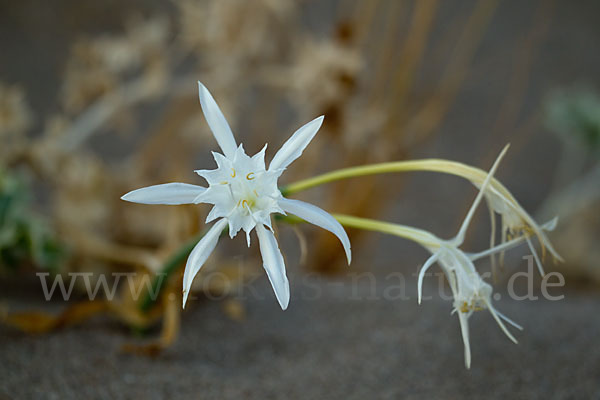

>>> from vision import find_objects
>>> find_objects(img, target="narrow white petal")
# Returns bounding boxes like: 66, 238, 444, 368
417, 252, 439, 305
256, 224, 290, 310
468, 236, 526, 261
279, 197, 351, 264
269, 115, 324, 171
496, 310, 524, 331
121, 183, 206, 205
488, 200, 497, 279
182, 218, 228, 308
485, 300, 518, 344
500, 220, 508, 265
458, 311, 472, 369
468, 219, 562, 264
538, 217, 564, 261
251, 144, 268, 171
542, 216, 559, 231
198, 82, 237, 158
538, 226, 564, 263
526, 236, 545, 276
205, 205, 223, 223
455, 144, 509, 245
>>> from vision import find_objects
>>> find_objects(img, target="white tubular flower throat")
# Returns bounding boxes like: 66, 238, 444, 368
194, 144, 283, 245
121, 82, 352, 311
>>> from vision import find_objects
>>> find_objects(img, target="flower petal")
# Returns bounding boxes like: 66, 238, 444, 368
455, 144, 509, 245
278, 197, 351, 264
494, 308, 524, 331
457, 311, 472, 369
182, 218, 228, 308
251, 144, 268, 171
417, 252, 439, 305
256, 224, 290, 310
195, 152, 233, 185
198, 82, 237, 158
484, 299, 519, 344
269, 115, 324, 172
526, 236, 545, 276
121, 183, 206, 205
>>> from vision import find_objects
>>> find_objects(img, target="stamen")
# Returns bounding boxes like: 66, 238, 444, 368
460, 302, 470, 313
246, 172, 255, 180
231, 168, 236, 178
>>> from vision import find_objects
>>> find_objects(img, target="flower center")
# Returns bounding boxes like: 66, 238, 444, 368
239, 197, 256, 211
460, 300, 484, 313
224, 168, 265, 214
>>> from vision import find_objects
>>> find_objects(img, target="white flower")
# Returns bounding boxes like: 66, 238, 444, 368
474, 178, 563, 276
421, 246, 523, 369
416, 146, 536, 368
122, 82, 351, 310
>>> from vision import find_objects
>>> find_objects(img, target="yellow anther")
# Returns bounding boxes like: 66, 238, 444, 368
231, 168, 236, 178
460, 302, 470, 313
522, 225, 534, 236
240, 198, 255, 210
246, 172, 255, 180
220, 181, 228, 185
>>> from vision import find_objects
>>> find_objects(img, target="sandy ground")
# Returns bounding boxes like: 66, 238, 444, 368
1, 274, 599, 399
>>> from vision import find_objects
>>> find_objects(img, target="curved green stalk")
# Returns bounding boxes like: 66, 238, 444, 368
281, 156, 561, 263
281, 159, 518, 205
331, 213, 440, 249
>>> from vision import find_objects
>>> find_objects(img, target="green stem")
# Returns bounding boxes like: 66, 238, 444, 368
281, 159, 516, 204
278, 212, 440, 249
331, 213, 440, 249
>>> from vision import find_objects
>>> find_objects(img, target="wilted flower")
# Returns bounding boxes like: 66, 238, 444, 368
421, 246, 523, 369
122, 82, 351, 310
314, 144, 560, 368
417, 145, 553, 368
477, 181, 563, 276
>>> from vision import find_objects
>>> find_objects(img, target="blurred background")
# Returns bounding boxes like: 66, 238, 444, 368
1, 0, 599, 398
